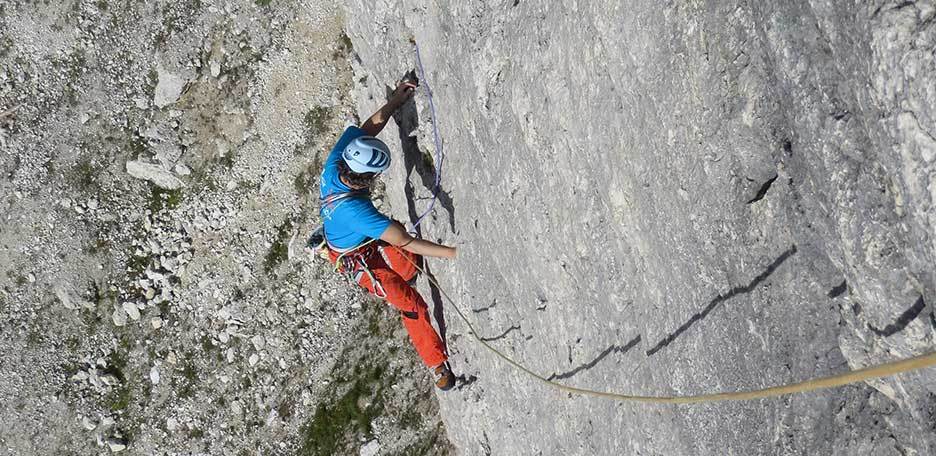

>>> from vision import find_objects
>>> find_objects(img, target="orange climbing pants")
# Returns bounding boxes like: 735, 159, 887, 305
329, 242, 447, 368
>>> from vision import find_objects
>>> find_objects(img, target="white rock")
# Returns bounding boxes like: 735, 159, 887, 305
174, 163, 191, 176
55, 286, 76, 309
122, 302, 141, 321
153, 67, 187, 108
112, 307, 127, 327
167, 352, 178, 365
250, 335, 265, 350
166, 417, 179, 432
210, 60, 221, 78
145, 288, 157, 300
126, 161, 184, 190
150, 317, 163, 329
81, 416, 96, 431
248, 353, 259, 366
218, 331, 230, 344
360, 440, 380, 456
106, 438, 126, 452
149, 366, 160, 385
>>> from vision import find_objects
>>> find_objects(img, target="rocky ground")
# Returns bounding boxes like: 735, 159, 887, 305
0, 1, 451, 455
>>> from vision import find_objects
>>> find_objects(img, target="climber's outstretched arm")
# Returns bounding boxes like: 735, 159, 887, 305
360, 81, 417, 137
380, 221, 456, 259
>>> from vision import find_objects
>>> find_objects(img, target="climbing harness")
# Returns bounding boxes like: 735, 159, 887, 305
311, 189, 385, 296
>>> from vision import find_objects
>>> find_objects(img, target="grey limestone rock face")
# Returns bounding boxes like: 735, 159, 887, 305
345, 0, 936, 454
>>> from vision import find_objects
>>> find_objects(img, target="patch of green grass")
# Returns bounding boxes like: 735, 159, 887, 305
200, 334, 214, 352
177, 358, 198, 399
109, 384, 132, 411
144, 69, 158, 96
126, 252, 152, 277
70, 158, 100, 192
332, 32, 354, 60
148, 187, 183, 213
0, 35, 13, 58
263, 219, 294, 274
298, 362, 388, 456
293, 155, 322, 197
255, 0, 272, 6
303, 106, 331, 139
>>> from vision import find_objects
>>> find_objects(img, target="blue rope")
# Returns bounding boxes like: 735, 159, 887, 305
411, 42, 445, 231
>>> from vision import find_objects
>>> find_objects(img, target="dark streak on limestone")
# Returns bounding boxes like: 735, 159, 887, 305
869, 296, 926, 337
646, 246, 797, 356
828, 280, 847, 298
746, 173, 779, 204
479, 324, 521, 342
547, 335, 642, 381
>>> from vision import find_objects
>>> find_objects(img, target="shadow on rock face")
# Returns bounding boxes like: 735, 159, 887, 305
645, 245, 798, 356
389, 71, 457, 236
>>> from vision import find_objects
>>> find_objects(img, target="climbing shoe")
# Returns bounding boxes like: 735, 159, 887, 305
433, 363, 455, 391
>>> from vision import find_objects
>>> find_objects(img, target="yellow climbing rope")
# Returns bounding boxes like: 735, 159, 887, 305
392, 246, 936, 404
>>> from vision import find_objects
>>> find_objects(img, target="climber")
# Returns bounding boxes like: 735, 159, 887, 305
318, 79, 456, 390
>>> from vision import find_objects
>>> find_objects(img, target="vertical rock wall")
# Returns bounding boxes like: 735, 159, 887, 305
345, 1, 936, 454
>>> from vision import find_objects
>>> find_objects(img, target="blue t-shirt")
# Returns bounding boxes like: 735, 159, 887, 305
319, 126, 391, 250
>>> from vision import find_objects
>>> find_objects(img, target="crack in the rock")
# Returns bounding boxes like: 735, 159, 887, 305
646, 245, 797, 356
746, 173, 779, 204
479, 324, 521, 342
869, 295, 926, 337
471, 299, 497, 313
828, 280, 847, 298
547, 335, 642, 381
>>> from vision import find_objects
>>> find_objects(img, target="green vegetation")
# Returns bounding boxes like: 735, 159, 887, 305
148, 187, 183, 213
332, 32, 354, 60
144, 69, 158, 97
421, 149, 435, 170
255, 0, 272, 6
176, 358, 199, 399
293, 155, 322, 197
304, 106, 331, 139
109, 384, 133, 411
298, 362, 389, 456
0, 35, 13, 58
263, 219, 294, 274
70, 158, 100, 193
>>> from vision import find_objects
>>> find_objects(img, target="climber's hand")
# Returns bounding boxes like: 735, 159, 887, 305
390, 80, 418, 105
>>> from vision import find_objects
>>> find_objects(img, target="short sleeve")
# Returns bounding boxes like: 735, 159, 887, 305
347, 200, 391, 240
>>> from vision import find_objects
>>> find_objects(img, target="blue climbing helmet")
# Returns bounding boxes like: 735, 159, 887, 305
342, 136, 391, 173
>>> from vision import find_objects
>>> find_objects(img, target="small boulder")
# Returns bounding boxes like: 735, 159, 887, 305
126, 161, 184, 190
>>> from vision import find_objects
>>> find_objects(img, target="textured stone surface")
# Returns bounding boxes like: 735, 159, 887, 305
345, 0, 936, 454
